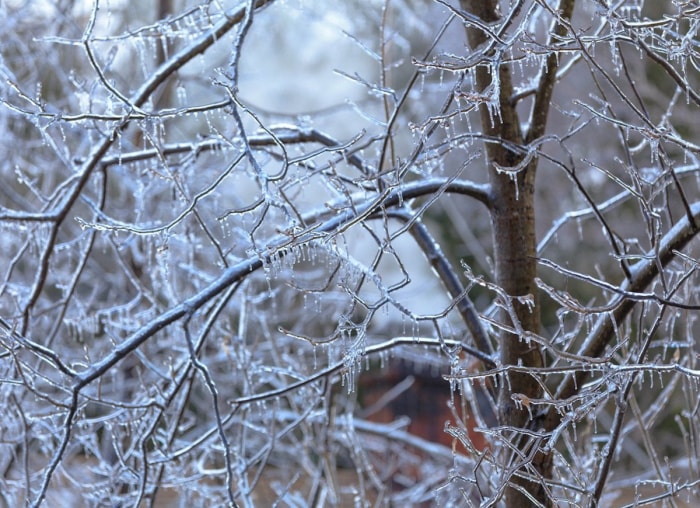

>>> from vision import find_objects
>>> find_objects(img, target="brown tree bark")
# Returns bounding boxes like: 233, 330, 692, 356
458, 0, 573, 505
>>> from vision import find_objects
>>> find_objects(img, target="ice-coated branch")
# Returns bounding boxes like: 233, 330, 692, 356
230, 337, 470, 406
72, 176, 491, 390
16, 0, 278, 336
525, 0, 575, 144
390, 208, 495, 362
545, 201, 700, 431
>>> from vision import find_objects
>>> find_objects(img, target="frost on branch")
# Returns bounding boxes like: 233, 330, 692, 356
2, 0, 700, 506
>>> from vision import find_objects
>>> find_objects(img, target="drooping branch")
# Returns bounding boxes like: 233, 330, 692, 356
28, 170, 490, 505
389, 208, 494, 363
60, 177, 491, 390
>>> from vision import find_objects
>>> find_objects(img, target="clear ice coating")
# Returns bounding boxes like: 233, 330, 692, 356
1, 0, 700, 506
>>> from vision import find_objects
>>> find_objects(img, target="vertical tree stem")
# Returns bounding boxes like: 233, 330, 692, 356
459, 1, 554, 505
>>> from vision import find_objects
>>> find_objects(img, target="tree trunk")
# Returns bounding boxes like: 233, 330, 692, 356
460, 1, 548, 505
